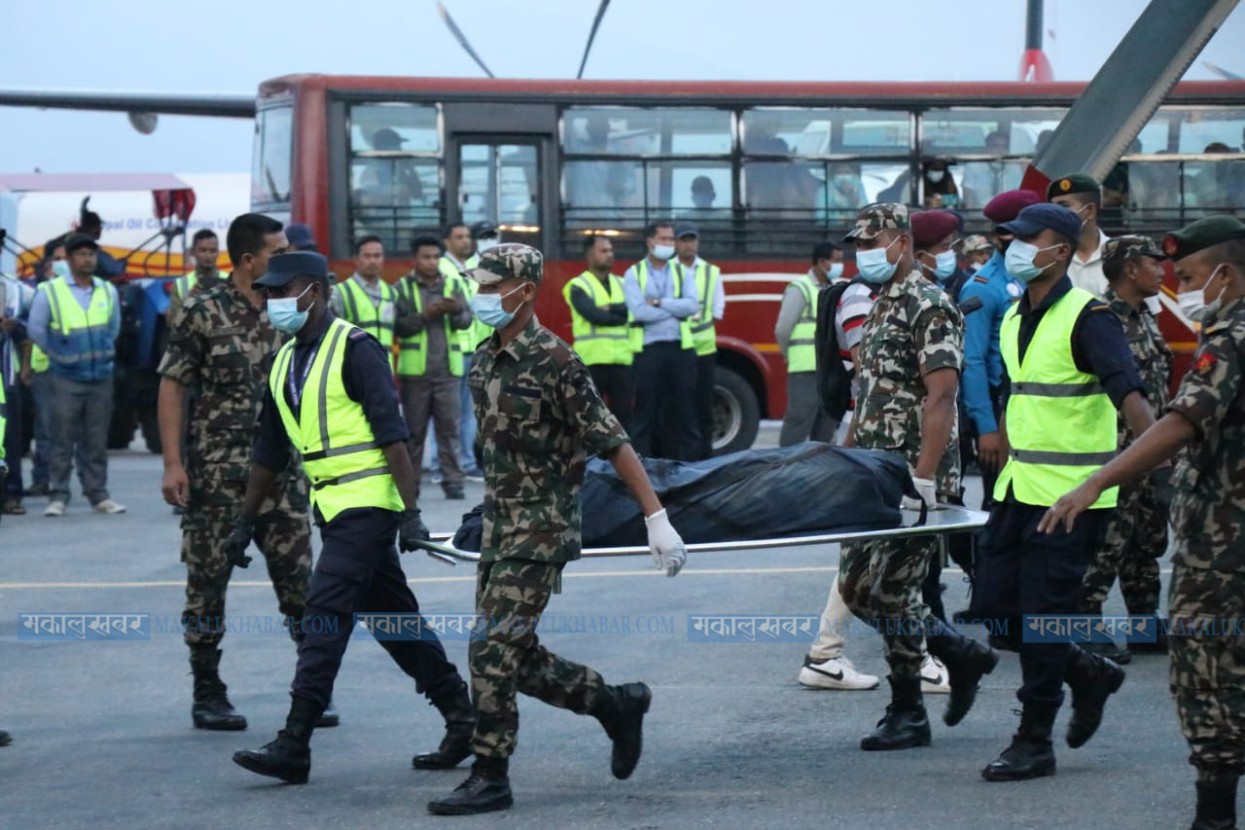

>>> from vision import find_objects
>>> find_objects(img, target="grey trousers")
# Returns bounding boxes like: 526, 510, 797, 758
400, 374, 463, 494
48, 374, 112, 505
779, 371, 836, 447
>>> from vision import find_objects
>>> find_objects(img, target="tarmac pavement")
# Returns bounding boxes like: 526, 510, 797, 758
0, 423, 1195, 829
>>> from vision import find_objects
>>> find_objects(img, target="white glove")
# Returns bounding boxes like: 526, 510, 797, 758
902, 477, 938, 511
644, 508, 687, 577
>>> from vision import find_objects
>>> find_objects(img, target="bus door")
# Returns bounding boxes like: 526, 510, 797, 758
443, 104, 557, 253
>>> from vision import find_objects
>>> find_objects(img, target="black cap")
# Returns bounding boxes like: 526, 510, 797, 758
674, 221, 699, 239
285, 223, 317, 252
1162, 216, 1245, 261
471, 221, 498, 240
64, 233, 99, 254
1046, 173, 1101, 200
254, 252, 329, 288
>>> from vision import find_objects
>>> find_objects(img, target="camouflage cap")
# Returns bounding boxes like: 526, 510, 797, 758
1046, 173, 1101, 200
1102, 235, 1166, 267
468, 242, 543, 286
962, 234, 992, 253
1162, 216, 1245, 261
843, 202, 910, 243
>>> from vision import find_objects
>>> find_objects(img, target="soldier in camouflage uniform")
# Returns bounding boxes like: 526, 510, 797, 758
1080, 236, 1174, 662
839, 204, 998, 753
427, 243, 688, 817
1043, 216, 1245, 830
157, 213, 319, 732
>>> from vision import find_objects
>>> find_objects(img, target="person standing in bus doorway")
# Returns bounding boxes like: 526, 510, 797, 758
1078, 236, 1174, 665
229, 252, 473, 786
167, 230, 228, 331
840, 203, 998, 752
974, 203, 1156, 783
1040, 216, 1245, 830
563, 235, 635, 430
396, 234, 472, 500
426, 244, 688, 816
25, 233, 125, 517
328, 235, 397, 361
775, 241, 842, 446
157, 213, 334, 732
1048, 174, 1110, 299
0, 248, 35, 516
672, 222, 723, 460
623, 221, 700, 460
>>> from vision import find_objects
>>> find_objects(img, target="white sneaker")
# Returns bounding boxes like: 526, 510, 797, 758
44, 500, 66, 517
920, 653, 951, 694
92, 499, 127, 515
798, 655, 880, 690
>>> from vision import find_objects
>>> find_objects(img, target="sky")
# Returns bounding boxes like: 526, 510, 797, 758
1, 0, 1243, 175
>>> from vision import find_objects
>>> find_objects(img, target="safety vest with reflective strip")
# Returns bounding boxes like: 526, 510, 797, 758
994, 286, 1118, 509
395, 276, 465, 377
456, 277, 494, 354
562, 271, 634, 367
42, 276, 117, 382
674, 260, 721, 356
337, 277, 397, 350
786, 273, 820, 373
269, 317, 403, 523
634, 259, 694, 350
173, 270, 228, 300
30, 345, 49, 374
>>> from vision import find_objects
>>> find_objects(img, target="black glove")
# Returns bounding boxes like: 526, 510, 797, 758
224, 514, 255, 568
398, 508, 431, 552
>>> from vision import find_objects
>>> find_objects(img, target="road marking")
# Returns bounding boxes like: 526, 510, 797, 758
0, 564, 1176, 591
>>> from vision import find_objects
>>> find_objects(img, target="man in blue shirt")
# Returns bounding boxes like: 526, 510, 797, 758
26, 233, 125, 517
623, 221, 700, 460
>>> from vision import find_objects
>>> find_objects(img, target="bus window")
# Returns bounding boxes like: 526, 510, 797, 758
252, 106, 293, 208
459, 143, 541, 245
743, 108, 913, 157
1171, 107, 1245, 153
346, 103, 442, 251
562, 107, 732, 156
923, 108, 1063, 209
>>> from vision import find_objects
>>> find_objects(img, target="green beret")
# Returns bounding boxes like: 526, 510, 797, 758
1162, 216, 1245, 261
1046, 173, 1101, 200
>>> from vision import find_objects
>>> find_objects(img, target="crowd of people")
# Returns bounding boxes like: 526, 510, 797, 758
1, 172, 1243, 825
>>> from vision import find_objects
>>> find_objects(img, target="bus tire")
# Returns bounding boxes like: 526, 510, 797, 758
712, 366, 759, 456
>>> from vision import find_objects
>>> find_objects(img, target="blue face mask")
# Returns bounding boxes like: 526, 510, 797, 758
854, 237, 901, 285
827, 262, 844, 280
1004, 240, 1063, 284
267, 283, 314, 334
51, 260, 71, 279
924, 249, 958, 282
471, 284, 526, 329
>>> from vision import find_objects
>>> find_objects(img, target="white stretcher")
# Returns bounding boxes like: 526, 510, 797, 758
420, 506, 990, 566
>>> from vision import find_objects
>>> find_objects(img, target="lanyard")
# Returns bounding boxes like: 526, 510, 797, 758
288, 329, 327, 409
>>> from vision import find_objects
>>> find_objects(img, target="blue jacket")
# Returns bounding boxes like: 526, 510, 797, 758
958, 252, 1019, 435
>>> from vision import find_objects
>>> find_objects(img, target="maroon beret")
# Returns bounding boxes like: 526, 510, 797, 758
911, 209, 961, 248
983, 189, 1041, 224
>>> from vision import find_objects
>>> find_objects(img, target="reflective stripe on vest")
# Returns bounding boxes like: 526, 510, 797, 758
338, 277, 396, 350
174, 274, 196, 299
562, 271, 634, 367
269, 318, 403, 523
635, 259, 694, 350
786, 274, 819, 373
43, 276, 116, 377
676, 261, 720, 356
395, 276, 465, 377
457, 277, 494, 354
994, 286, 1118, 508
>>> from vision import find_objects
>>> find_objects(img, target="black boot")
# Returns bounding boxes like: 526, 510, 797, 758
427, 756, 513, 816
1065, 647, 1125, 749
1191, 771, 1240, 830
928, 635, 999, 726
1130, 614, 1169, 654
860, 676, 931, 751
190, 648, 247, 731
412, 683, 474, 770
316, 701, 340, 729
594, 682, 651, 780
982, 705, 1058, 782
231, 696, 322, 784
1082, 640, 1133, 665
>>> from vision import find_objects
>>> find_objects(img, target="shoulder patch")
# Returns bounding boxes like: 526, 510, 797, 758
972, 275, 989, 284
1088, 302, 1111, 313
1194, 351, 1217, 375
348, 328, 370, 341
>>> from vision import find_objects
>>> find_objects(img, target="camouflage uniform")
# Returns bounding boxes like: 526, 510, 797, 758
466, 244, 630, 761
157, 277, 312, 651
839, 204, 965, 680
1082, 243, 1173, 617
1164, 288, 1245, 779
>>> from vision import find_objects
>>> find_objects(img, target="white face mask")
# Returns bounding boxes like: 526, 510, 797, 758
651, 243, 675, 261
926, 170, 947, 184
476, 237, 500, 254
1177, 264, 1227, 323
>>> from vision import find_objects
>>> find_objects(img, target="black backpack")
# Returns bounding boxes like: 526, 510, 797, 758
814, 278, 868, 421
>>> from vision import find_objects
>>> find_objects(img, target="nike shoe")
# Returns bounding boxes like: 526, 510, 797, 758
797, 655, 880, 690
920, 653, 951, 694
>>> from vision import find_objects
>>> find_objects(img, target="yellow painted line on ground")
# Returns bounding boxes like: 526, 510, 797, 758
0, 564, 1175, 591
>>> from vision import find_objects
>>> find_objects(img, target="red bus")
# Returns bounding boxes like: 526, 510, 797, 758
251, 75, 1245, 452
